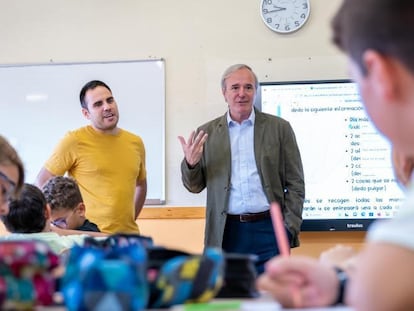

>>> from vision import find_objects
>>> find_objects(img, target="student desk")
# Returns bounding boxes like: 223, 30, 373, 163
37, 297, 353, 310
37, 304, 352, 311
170, 300, 353, 310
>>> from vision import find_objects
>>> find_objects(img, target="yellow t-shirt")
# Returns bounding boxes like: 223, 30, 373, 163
44, 126, 146, 234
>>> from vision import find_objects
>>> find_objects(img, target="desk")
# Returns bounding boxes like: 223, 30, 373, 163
171, 300, 353, 311
38, 304, 352, 311
35, 294, 354, 311
37, 293, 353, 311
37, 303, 352, 311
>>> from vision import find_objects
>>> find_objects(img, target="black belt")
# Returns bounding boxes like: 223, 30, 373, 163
226, 210, 270, 222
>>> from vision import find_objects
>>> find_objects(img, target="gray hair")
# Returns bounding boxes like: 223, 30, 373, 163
221, 64, 259, 91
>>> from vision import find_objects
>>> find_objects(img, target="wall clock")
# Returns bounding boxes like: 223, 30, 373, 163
260, 0, 311, 34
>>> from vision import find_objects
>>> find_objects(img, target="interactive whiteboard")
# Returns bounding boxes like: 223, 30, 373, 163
256, 79, 404, 231
0, 60, 165, 204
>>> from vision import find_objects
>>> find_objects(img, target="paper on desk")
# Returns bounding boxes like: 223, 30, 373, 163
171, 301, 353, 311
171, 299, 281, 310
256, 290, 354, 310
291, 307, 353, 311
241, 300, 281, 310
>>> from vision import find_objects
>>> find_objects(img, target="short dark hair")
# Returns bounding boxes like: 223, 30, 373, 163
2, 183, 47, 233
42, 176, 83, 212
332, 0, 414, 75
79, 80, 112, 110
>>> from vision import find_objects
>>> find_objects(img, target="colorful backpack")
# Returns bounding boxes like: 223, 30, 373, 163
61, 236, 149, 311
61, 234, 225, 310
147, 247, 225, 308
0, 240, 60, 310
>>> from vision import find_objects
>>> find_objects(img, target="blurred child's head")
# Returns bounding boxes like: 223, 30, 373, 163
42, 176, 86, 230
2, 183, 48, 233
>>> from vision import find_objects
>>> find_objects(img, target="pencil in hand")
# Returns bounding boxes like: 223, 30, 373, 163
270, 201, 290, 256
269, 201, 302, 307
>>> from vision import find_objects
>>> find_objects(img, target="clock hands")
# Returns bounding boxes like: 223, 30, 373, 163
264, 6, 286, 14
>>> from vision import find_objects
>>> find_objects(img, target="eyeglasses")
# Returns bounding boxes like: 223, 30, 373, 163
51, 218, 68, 229
51, 208, 76, 229
0, 171, 16, 204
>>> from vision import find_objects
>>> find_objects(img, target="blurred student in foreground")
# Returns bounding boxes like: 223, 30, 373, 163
0, 135, 24, 215
42, 176, 100, 232
318, 147, 414, 272
257, 1, 414, 310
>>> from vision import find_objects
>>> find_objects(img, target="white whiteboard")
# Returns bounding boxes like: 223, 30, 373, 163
0, 60, 165, 204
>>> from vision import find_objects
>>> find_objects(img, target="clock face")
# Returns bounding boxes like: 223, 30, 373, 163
260, 0, 310, 34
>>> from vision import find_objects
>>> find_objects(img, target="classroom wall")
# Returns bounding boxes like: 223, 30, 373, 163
0, 0, 364, 256
0, 0, 347, 206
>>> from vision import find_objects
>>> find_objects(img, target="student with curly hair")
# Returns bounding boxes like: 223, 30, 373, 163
42, 176, 100, 232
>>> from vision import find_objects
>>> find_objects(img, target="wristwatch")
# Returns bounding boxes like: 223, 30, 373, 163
334, 267, 348, 305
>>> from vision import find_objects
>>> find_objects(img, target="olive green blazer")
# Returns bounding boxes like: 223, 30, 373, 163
181, 109, 305, 248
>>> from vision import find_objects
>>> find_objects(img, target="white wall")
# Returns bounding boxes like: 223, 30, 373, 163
0, 0, 347, 206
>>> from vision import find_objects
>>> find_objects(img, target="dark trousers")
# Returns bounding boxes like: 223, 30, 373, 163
222, 216, 292, 275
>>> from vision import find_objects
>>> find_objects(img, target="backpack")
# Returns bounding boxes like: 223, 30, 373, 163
60, 234, 225, 310
0, 240, 60, 310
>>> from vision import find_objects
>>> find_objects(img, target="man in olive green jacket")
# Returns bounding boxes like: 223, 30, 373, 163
179, 64, 305, 274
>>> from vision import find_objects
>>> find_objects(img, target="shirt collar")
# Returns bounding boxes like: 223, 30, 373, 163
227, 108, 255, 126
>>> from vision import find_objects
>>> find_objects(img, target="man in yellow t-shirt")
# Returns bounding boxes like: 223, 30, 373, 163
35, 80, 147, 234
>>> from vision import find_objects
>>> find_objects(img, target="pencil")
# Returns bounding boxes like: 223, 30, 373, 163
269, 201, 302, 307
270, 201, 290, 256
